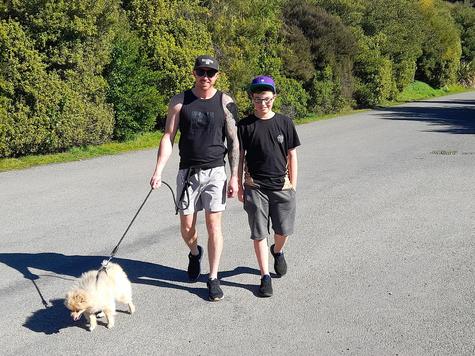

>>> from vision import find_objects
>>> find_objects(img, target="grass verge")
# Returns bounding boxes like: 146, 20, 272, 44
395, 81, 468, 102
1, 82, 473, 172
0, 131, 163, 172
300, 81, 472, 123
295, 108, 368, 125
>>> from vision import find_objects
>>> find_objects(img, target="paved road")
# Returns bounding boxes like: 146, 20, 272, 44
1, 92, 474, 355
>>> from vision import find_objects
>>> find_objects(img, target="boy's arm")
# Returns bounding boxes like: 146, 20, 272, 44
287, 148, 298, 190
150, 94, 183, 189
238, 148, 245, 202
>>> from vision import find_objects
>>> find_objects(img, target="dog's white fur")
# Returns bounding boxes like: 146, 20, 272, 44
64, 262, 135, 331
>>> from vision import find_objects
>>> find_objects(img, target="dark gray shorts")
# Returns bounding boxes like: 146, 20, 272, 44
243, 186, 296, 240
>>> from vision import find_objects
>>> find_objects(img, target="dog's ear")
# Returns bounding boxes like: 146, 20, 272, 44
64, 291, 74, 308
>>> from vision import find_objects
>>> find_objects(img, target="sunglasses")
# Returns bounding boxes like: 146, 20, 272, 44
195, 68, 218, 78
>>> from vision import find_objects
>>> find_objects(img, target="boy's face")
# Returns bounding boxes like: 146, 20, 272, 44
252, 91, 275, 116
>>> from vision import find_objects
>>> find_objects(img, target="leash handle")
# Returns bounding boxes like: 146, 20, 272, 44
161, 180, 190, 215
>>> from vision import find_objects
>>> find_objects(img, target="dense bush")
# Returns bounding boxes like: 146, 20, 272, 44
0, 19, 114, 157
273, 76, 309, 119
450, 1, 475, 85
204, 0, 287, 117
309, 66, 349, 114
104, 24, 163, 141
282, 0, 356, 112
0, 1, 118, 157
360, 0, 424, 92
124, 0, 215, 124
416, 0, 462, 87
354, 46, 394, 107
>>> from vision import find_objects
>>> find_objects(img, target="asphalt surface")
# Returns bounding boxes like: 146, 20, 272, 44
1, 92, 474, 355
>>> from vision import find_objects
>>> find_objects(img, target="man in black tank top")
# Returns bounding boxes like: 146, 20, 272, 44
150, 55, 239, 301
178, 89, 227, 169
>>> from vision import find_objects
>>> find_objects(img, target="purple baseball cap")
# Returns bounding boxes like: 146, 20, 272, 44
249, 75, 276, 93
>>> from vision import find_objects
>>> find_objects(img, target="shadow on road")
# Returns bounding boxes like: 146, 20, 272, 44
23, 298, 76, 335
376, 99, 475, 134
0, 252, 259, 334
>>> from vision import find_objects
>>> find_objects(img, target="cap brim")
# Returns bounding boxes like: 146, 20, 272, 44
249, 84, 275, 93
194, 64, 219, 71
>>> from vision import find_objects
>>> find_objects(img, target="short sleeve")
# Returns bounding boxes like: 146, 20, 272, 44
237, 123, 246, 150
286, 117, 301, 150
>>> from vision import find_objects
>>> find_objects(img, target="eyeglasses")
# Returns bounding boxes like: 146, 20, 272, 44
195, 68, 218, 78
252, 96, 275, 105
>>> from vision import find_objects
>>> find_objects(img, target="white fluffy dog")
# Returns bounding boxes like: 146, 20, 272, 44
64, 262, 135, 331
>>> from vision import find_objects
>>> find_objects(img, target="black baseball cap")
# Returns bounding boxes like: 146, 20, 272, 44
194, 55, 219, 71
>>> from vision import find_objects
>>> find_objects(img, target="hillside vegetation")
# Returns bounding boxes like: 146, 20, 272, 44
1, 0, 475, 158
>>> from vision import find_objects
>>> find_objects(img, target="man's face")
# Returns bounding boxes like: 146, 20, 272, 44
193, 67, 219, 90
252, 91, 275, 116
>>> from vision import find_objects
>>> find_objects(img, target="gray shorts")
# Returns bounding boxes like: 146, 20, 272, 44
243, 186, 296, 240
176, 166, 227, 215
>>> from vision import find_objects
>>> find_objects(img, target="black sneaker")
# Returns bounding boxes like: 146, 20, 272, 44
270, 244, 287, 277
207, 278, 224, 301
187, 245, 203, 282
258, 274, 273, 297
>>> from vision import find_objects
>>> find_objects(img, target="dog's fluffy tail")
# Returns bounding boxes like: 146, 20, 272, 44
105, 262, 124, 274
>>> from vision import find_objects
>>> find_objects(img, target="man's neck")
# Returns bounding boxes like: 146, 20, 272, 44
192, 87, 217, 99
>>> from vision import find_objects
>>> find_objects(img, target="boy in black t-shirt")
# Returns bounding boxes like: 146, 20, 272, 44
237, 76, 300, 297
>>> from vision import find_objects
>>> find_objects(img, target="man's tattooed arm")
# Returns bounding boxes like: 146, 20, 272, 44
222, 93, 239, 177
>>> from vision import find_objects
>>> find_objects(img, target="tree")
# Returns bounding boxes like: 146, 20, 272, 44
0, 0, 120, 157
282, 0, 356, 112
450, 1, 475, 85
104, 22, 163, 140
204, 0, 290, 116
360, 0, 424, 92
416, 0, 462, 87
124, 0, 214, 124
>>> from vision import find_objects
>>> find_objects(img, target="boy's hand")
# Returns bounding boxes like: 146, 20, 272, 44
238, 186, 244, 203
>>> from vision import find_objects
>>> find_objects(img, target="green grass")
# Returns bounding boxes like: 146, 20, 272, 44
301, 81, 471, 123
1, 81, 473, 172
295, 108, 368, 125
395, 81, 468, 102
0, 131, 164, 172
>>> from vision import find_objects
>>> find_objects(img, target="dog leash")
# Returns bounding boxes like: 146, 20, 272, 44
99, 188, 153, 270
175, 167, 197, 214
99, 180, 188, 271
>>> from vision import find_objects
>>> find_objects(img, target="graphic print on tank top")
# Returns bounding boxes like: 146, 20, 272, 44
190, 110, 215, 134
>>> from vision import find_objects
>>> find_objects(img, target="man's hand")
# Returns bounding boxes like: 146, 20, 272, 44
150, 172, 162, 189
227, 176, 238, 198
